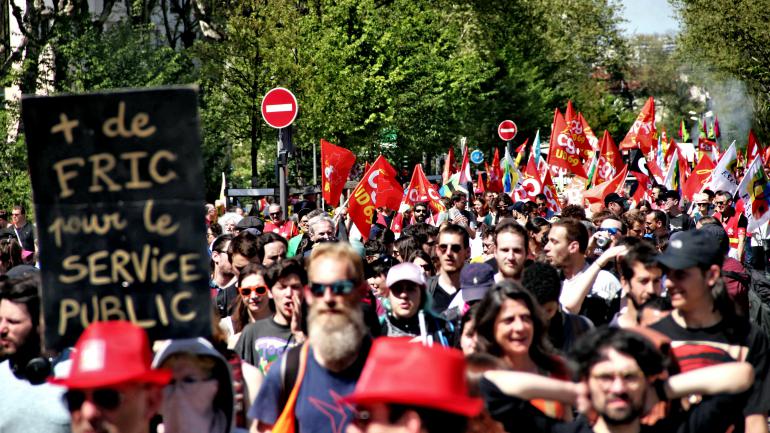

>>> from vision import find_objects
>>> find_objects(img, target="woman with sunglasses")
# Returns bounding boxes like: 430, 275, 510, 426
474, 281, 572, 420
220, 262, 271, 347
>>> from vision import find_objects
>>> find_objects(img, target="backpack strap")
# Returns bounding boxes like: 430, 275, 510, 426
279, 343, 305, 410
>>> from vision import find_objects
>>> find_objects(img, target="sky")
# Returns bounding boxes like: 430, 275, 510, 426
619, 0, 680, 35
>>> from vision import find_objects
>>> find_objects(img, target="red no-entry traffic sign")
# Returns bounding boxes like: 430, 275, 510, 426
261, 87, 298, 129
498, 120, 517, 141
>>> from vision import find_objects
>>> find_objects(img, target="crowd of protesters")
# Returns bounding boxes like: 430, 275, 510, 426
1, 181, 770, 433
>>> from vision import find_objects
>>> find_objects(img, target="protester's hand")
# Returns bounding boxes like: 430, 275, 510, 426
588, 231, 611, 251
452, 215, 469, 227
596, 244, 630, 267
290, 293, 306, 344
574, 381, 592, 414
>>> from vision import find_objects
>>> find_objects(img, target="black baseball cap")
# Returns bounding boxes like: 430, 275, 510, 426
604, 192, 624, 207
655, 229, 723, 270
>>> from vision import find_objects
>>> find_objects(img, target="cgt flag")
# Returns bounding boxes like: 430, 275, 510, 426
321, 139, 356, 207
593, 130, 623, 185
620, 96, 657, 154
737, 156, 770, 231
349, 155, 402, 240
402, 163, 447, 213
548, 108, 588, 178
564, 101, 593, 159
584, 165, 628, 205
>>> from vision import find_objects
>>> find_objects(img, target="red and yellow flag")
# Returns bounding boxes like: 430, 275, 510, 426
320, 139, 356, 207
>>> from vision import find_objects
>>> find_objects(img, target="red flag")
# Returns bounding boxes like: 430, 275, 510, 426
487, 148, 503, 192
402, 164, 445, 215
584, 165, 628, 204
579, 112, 600, 151
629, 150, 653, 196
714, 115, 721, 139
620, 97, 657, 154
349, 155, 402, 239
664, 138, 677, 168
370, 156, 402, 210
542, 168, 562, 212
476, 172, 486, 193
520, 155, 544, 200
564, 101, 593, 158
682, 154, 715, 201
748, 130, 762, 163
593, 130, 623, 185
676, 144, 691, 178
548, 108, 588, 178
364, 161, 371, 173
390, 212, 405, 236
442, 146, 456, 184
321, 139, 356, 207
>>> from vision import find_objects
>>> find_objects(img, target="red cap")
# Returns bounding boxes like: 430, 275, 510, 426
50, 321, 171, 389
342, 338, 483, 417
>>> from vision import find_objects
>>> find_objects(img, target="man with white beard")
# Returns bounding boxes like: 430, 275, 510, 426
250, 242, 371, 433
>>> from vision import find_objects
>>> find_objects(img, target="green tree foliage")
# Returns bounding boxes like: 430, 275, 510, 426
671, 0, 770, 140
626, 34, 704, 138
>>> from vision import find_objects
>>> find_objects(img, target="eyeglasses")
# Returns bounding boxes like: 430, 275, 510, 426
598, 227, 619, 235
64, 388, 122, 412
414, 209, 427, 214
270, 212, 282, 217
437, 243, 463, 254
239, 285, 268, 296
714, 201, 727, 206
590, 371, 645, 390
309, 279, 356, 296
11, 213, 20, 217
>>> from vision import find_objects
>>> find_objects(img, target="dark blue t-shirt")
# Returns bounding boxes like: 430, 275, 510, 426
249, 341, 370, 433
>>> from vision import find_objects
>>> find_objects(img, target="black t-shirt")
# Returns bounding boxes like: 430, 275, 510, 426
233, 317, 293, 373
649, 315, 770, 417
427, 275, 457, 315
214, 280, 238, 319
668, 212, 693, 232
480, 377, 746, 433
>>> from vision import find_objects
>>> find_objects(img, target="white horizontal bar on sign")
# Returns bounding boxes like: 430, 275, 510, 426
266, 104, 293, 113
500, 128, 516, 133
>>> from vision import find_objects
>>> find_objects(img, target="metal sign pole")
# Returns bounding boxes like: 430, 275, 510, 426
278, 127, 289, 216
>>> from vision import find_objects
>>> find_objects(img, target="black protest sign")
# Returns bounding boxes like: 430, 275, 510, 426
22, 87, 211, 350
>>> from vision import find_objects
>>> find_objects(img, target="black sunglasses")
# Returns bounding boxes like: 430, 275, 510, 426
239, 285, 268, 296
438, 243, 462, 253
309, 279, 356, 296
64, 388, 122, 412
414, 208, 427, 214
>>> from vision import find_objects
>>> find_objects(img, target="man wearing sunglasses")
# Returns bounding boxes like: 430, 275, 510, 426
264, 204, 299, 239
712, 190, 748, 262
412, 202, 431, 224
661, 190, 693, 233
251, 242, 371, 433
52, 321, 172, 433
426, 224, 470, 315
